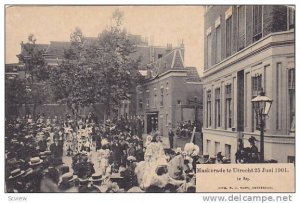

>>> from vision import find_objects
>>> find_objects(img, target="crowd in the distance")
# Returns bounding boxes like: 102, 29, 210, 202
5, 112, 203, 193
175, 120, 196, 138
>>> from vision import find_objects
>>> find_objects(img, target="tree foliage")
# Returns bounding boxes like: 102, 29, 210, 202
18, 34, 50, 82
49, 10, 142, 118
5, 77, 26, 117
12, 34, 51, 118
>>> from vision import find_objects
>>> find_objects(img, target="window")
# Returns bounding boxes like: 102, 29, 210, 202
252, 74, 262, 131
225, 144, 231, 160
177, 100, 181, 105
165, 114, 168, 126
288, 68, 295, 132
207, 33, 212, 68
215, 88, 221, 127
225, 84, 232, 129
276, 63, 281, 130
237, 6, 246, 51
215, 142, 220, 156
146, 90, 150, 108
216, 25, 221, 63
139, 99, 143, 110
207, 90, 212, 127
288, 68, 295, 89
287, 156, 295, 164
206, 139, 211, 154
253, 5, 263, 42
252, 74, 262, 96
158, 54, 163, 59
160, 87, 164, 107
226, 16, 232, 57
288, 6, 295, 30
166, 82, 169, 95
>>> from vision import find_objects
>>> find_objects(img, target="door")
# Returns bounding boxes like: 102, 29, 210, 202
147, 112, 158, 134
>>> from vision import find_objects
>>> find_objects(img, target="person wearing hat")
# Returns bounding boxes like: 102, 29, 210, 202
127, 141, 136, 157
111, 136, 122, 172
144, 158, 184, 192
59, 165, 70, 175
6, 168, 25, 193
40, 167, 60, 192
168, 150, 186, 180
235, 138, 244, 163
168, 125, 175, 149
216, 152, 224, 164
248, 136, 259, 163
135, 142, 144, 162
222, 157, 231, 164
88, 173, 106, 192
208, 155, 216, 164
46, 137, 52, 151
119, 135, 128, 167
58, 172, 78, 192
97, 139, 111, 175
145, 135, 152, 147
120, 156, 138, 191
26, 157, 44, 192
78, 177, 91, 192
76, 156, 95, 179
50, 138, 63, 166
65, 132, 74, 156
175, 147, 182, 156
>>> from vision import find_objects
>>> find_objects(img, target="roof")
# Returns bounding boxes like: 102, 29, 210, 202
17, 35, 182, 68
46, 41, 71, 57
147, 48, 185, 77
19, 44, 49, 56
186, 67, 201, 82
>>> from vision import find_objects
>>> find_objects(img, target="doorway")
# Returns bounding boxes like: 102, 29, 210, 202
147, 112, 158, 134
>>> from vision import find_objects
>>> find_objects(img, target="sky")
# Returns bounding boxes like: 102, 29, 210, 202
5, 6, 204, 75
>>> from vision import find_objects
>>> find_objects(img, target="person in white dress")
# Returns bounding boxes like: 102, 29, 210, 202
97, 139, 111, 175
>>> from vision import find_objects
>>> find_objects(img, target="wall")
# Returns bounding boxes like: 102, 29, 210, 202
204, 5, 290, 70
138, 70, 203, 137
202, 31, 295, 163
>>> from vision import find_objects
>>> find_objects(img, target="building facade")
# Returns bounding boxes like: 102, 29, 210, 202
203, 5, 295, 163
136, 48, 203, 138
14, 34, 184, 120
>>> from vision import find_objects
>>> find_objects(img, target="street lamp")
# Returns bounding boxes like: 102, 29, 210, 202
251, 89, 273, 162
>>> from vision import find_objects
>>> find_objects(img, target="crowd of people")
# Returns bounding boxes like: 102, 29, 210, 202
5, 112, 203, 193
175, 121, 195, 138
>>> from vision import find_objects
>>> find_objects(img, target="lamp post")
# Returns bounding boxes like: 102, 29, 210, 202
251, 89, 272, 162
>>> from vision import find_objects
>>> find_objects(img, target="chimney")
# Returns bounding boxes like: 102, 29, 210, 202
166, 43, 172, 53
180, 39, 185, 61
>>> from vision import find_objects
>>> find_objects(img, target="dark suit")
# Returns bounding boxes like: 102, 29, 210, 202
50, 143, 63, 158
168, 129, 174, 149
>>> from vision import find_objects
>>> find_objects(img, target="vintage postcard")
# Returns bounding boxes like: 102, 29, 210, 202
4, 5, 295, 194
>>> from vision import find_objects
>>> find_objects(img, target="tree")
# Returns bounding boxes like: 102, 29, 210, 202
50, 28, 99, 117
16, 34, 50, 118
5, 76, 26, 119
18, 34, 49, 82
92, 9, 142, 119
50, 10, 142, 119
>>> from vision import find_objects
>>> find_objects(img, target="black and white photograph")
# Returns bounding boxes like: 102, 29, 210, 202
3, 4, 296, 196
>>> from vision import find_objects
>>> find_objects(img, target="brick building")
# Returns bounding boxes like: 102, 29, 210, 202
11, 34, 189, 121
202, 5, 295, 163
18, 35, 173, 68
136, 47, 202, 139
